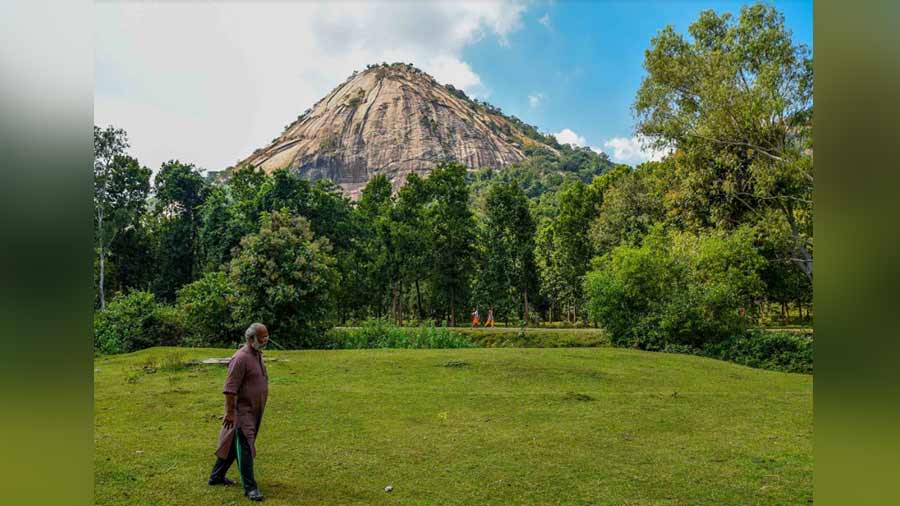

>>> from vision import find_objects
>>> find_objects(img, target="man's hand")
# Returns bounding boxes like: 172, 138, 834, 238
222, 393, 237, 429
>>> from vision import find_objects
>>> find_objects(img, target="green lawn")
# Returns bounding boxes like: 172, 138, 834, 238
95, 347, 812, 505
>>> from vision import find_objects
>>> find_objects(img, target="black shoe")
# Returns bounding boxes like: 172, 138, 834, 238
245, 489, 264, 501
208, 477, 236, 486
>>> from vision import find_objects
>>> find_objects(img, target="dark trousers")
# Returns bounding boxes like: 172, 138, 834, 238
209, 428, 257, 492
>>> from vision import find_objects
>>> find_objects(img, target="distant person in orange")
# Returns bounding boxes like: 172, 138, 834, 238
486, 306, 495, 328
471, 307, 480, 327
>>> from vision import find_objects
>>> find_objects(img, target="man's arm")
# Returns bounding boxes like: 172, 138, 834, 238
221, 354, 245, 429
223, 393, 236, 429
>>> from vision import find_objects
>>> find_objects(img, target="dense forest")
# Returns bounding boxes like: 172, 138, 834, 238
94, 5, 812, 367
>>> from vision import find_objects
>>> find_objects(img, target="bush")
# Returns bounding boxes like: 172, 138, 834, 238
176, 271, 240, 347
229, 210, 337, 348
325, 319, 476, 349
94, 290, 187, 354
661, 330, 812, 374
705, 330, 813, 374
455, 328, 608, 348
585, 226, 764, 350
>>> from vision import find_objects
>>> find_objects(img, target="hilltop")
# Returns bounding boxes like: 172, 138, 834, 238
229, 63, 571, 198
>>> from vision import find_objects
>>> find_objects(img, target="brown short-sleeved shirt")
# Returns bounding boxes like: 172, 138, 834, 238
215, 345, 268, 459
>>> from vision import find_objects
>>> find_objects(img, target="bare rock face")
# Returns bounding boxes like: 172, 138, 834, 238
237, 63, 556, 198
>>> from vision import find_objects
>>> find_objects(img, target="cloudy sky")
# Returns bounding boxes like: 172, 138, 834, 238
95, 0, 812, 172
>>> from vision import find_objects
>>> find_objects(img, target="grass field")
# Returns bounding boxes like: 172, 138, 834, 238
95, 347, 812, 505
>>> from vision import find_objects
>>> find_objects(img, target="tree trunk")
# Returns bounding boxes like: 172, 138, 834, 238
391, 280, 399, 325
98, 207, 106, 310
782, 203, 813, 282
415, 279, 423, 321
523, 287, 529, 327
450, 288, 455, 327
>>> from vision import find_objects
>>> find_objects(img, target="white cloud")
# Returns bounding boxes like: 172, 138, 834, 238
538, 13, 551, 28
553, 128, 587, 147
602, 136, 671, 165
553, 128, 607, 155
94, 1, 527, 172
424, 55, 487, 98
528, 92, 543, 109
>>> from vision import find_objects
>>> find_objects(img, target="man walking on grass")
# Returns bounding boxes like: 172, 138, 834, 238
208, 323, 269, 501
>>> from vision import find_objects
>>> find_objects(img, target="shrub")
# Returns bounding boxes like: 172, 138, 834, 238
661, 330, 813, 374
455, 328, 608, 348
585, 226, 764, 350
176, 271, 240, 347
229, 210, 337, 348
325, 319, 476, 349
94, 290, 186, 354
705, 330, 813, 374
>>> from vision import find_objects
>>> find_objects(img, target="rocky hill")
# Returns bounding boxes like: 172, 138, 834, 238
232, 63, 561, 198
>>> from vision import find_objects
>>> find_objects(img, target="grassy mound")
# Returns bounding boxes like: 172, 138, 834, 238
95, 347, 811, 505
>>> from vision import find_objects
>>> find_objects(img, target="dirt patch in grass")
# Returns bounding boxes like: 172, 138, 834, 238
563, 392, 595, 402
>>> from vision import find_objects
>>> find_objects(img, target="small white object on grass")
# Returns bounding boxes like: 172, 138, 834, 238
385, 485, 393, 492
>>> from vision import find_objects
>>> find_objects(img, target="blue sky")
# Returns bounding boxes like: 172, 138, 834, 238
95, 1, 812, 171
463, 0, 813, 159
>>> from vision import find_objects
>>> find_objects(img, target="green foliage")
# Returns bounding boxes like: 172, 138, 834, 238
96, 6, 814, 353
94, 125, 152, 309
94, 290, 185, 354
423, 161, 476, 325
391, 173, 433, 321
149, 160, 210, 300
702, 330, 813, 374
175, 271, 239, 347
588, 162, 667, 256
196, 186, 246, 273
585, 226, 765, 349
453, 328, 608, 348
353, 175, 395, 318
538, 181, 602, 323
634, 3, 813, 281
325, 319, 476, 349
473, 180, 537, 322
228, 210, 337, 347
468, 144, 613, 204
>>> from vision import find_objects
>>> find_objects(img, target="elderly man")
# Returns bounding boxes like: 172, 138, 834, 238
208, 323, 270, 502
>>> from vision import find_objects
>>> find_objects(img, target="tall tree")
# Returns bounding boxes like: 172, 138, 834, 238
535, 218, 564, 322
589, 162, 667, 256
634, 3, 813, 280
392, 173, 432, 323
196, 186, 245, 273
476, 180, 538, 323
94, 125, 150, 308
150, 160, 209, 299
424, 161, 475, 326
552, 181, 602, 323
354, 175, 394, 318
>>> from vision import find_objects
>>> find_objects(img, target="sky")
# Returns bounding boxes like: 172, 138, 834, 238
94, 0, 812, 172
